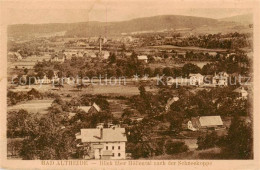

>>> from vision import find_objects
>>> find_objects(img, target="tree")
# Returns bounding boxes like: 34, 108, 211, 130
47, 70, 54, 79
126, 120, 157, 158
144, 67, 152, 76
7, 109, 29, 137
108, 53, 116, 64
122, 108, 135, 119
92, 95, 110, 111
222, 117, 253, 159
24, 68, 29, 75
116, 68, 123, 77
197, 131, 219, 150
182, 63, 201, 77
165, 140, 188, 154
27, 88, 42, 99
19, 115, 76, 160
36, 71, 45, 79
166, 111, 184, 133
153, 68, 162, 76
163, 67, 172, 76
147, 55, 155, 63
138, 85, 146, 99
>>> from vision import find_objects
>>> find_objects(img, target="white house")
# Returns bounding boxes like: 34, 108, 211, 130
233, 87, 248, 100
35, 75, 51, 84
137, 55, 148, 63
212, 72, 229, 86
76, 125, 127, 160
188, 116, 224, 131
189, 73, 204, 86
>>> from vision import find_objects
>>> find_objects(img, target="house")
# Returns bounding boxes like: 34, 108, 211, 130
68, 112, 77, 119
208, 52, 218, 57
79, 102, 101, 115
8, 52, 23, 60
51, 53, 65, 63
233, 87, 248, 100
64, 51, 78, 60
187, 116, 224, 131
137, 55, 148, 63
212, 72, 229, 86
35, 75, 51, 84
75, 125, 127, 160
98, 51, 110, 59
189, 73, 204, 86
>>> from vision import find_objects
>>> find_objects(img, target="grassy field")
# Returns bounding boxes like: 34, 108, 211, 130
144, 147, 222, 160
8, 99, 53, 114
149, 61, 210, 69
10, 84, 158, 96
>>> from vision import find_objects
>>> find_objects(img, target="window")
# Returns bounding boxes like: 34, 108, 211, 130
112, 146, 114, 150
112, 153, 114, 157
118, 153, 121, 157
118, 146, 120, 150
106, 146, 108, 150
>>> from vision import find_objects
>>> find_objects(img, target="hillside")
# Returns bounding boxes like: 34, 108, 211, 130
8, 15, 219, 37
219, 13, 253, 25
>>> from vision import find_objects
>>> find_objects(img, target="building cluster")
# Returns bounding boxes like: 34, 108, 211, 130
167, 72, 229, 87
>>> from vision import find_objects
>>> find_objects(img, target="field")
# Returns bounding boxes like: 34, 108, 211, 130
10, 84, 158, 96
8, 99, 53, 114
149, 61, 211, 69
149, 45, 226, 52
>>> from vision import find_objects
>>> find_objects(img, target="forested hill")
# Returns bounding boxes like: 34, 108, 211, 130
8, 15, 219, 37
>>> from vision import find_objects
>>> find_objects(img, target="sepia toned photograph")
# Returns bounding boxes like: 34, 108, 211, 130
0, 0, 259, 169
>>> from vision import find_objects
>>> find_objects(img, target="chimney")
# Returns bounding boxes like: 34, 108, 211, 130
99, 36, 102, 53
100, 127, 103, 139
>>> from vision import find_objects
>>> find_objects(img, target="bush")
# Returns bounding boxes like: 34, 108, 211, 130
197, 131, 219, 150
126, 143, 150, 159
165, 140, 188, 154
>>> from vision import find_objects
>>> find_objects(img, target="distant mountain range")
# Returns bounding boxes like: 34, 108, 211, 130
8, 14, 253, 38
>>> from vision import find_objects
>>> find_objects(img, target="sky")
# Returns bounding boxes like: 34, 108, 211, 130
1, 0, 253, 25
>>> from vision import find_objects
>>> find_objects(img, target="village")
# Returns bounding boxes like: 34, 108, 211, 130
6, 14, 253, 160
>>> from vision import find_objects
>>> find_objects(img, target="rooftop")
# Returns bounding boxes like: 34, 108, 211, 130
137, 55, 148, 60
191, 116, 223, 128
76, 128, 127, 143
199, 116, 223, 127
79, 106, 92, 113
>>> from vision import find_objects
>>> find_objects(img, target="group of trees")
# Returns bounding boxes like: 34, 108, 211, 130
7, 92, 115, 159
7, 88, 43, 105
125, 83, 252, 159
8, 39, 53, 57
167, 33, 251, 49
128, 85, 166, 116
169, 87, 249, 119
197, 116, 253, 159
139, 32, 251, 49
